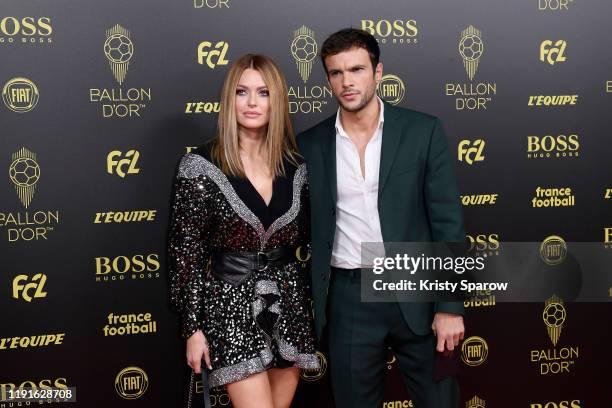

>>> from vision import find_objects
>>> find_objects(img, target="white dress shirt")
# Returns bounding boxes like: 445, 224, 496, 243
331, 97, 385, 268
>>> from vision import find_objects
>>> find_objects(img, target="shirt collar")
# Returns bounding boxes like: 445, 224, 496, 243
335, 96, 385, 140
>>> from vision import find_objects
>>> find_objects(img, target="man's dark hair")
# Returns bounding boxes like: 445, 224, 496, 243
320, 28, 380, 74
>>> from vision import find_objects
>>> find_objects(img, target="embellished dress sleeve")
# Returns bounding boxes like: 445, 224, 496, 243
167, 154, 212, 339
298, 165, 311, 252
296, 163, 312, 283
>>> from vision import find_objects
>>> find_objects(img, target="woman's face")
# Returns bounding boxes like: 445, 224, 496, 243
235, 68, 270, 132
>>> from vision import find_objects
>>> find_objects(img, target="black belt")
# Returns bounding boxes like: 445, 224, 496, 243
211, 246, 297, 286
331, 266, 359, 279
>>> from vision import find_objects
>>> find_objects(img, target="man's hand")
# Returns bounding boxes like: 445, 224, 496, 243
431, 313, 465, 356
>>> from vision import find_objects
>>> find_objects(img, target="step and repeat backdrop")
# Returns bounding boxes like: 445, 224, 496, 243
1, 0, 610, 407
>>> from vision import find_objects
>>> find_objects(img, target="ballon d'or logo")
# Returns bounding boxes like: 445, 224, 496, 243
291, 25, 317, 83
104, 24, 134, 85
459, 25, 483, 80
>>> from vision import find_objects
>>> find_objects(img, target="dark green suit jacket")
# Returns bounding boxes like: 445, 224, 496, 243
297, 102, 466, 340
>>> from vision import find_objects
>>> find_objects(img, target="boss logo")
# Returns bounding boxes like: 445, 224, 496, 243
530, 401, 581, 408
467, 234, 499, 251
95, 254, 160, 275
361, 20, 418, 39
0, 17, 52, 36
527, 135, 579, 153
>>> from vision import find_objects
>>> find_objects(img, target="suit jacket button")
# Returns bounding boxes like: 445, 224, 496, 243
331, 207, 336, 216
327, 241, 332, 249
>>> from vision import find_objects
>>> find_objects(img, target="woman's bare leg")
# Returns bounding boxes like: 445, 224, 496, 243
226, 371, 274, 408
267, 367, 300, 408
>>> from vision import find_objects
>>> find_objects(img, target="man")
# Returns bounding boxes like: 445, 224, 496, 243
297, 28, 465, 407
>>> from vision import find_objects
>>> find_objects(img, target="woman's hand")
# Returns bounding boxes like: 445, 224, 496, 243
186, 329, 212, 373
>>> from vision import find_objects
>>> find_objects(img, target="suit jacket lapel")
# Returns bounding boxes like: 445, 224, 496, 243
378, 103, 402, 197
320, 115, 337, 204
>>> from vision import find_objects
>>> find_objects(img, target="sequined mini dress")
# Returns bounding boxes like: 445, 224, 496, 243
167, 146, 319, 387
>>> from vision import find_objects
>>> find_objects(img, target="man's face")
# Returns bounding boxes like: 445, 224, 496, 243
324, 47, 382, 112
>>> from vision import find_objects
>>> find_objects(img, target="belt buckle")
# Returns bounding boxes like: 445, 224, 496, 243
256, 251, 269, 271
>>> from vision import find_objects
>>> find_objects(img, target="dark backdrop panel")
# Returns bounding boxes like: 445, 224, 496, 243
1, 1, 609, 407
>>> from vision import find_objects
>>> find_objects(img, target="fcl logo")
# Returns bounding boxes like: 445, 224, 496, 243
540, 40, 567, 65
107, 150, 140, 178
13, 274, 48, 302
458, 139, 485, 164
197, 41, 229, 69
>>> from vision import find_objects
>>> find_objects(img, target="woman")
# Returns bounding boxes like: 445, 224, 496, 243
167, 54, 319, 408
